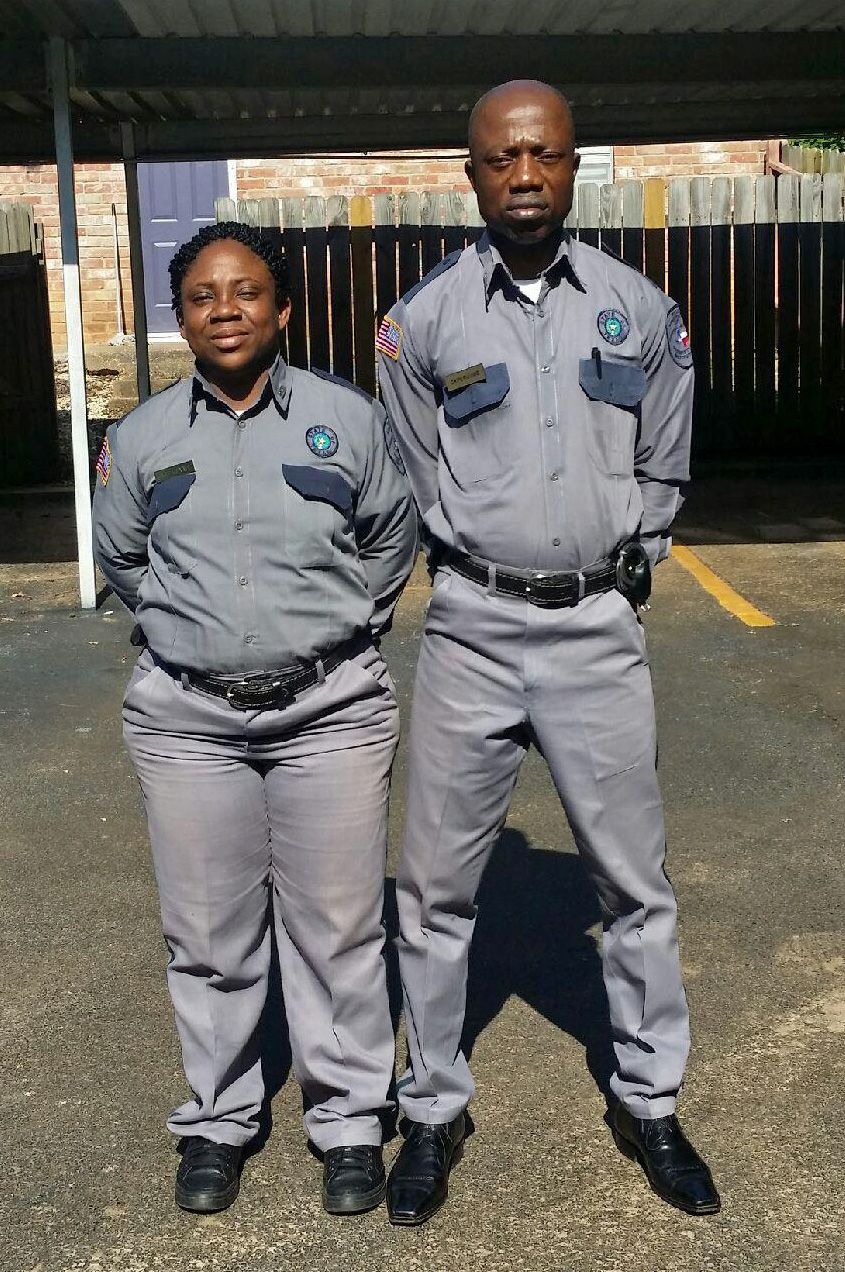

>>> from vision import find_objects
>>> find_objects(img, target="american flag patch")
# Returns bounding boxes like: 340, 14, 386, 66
376, 316, 402, 361
95, 436, 112, 486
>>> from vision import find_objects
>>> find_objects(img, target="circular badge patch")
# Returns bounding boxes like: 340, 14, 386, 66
597, 308, 629, 346
666, 304, 693, 369
306, 425, 339, 458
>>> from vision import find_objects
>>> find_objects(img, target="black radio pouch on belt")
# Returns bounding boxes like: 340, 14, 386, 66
616, 542, 652, 608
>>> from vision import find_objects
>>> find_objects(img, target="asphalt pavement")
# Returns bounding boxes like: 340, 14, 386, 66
0, 475, 843, 1272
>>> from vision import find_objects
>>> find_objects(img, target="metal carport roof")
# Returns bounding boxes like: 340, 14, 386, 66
0, 1, 843, 158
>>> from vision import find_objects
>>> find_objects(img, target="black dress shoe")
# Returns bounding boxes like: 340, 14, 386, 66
175, 1137, 243, 1213
612, 1105, 721, 1216
322, 1145, 386, 1215
386, 1115, 465, 1226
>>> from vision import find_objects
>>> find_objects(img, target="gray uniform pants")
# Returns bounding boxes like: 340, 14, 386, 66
396, 570, 690, 1125
123, 643, 399, 1151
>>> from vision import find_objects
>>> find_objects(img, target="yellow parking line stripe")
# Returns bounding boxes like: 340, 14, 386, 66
671, 545, 776, 628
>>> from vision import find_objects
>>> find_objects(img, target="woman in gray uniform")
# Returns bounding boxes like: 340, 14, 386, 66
93, 222, 416, 1216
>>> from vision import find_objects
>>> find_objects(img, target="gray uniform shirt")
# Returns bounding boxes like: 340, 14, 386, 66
377, 230, 693, 574
92, 355, 417, 675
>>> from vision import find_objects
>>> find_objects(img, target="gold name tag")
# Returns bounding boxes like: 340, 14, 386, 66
443, 364, 486, 393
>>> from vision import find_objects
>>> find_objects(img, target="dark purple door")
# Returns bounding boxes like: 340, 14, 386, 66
138, 161, 230, 335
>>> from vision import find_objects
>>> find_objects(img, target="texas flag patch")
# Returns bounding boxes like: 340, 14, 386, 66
376, 316, 402, 361
95, 435, 112, 486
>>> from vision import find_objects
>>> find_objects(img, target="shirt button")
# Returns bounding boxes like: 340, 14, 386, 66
545, 418, 554, 427
541, 365, 551, 373
244, 633, 254, 644
537, 307, 545, 317
235, 465, 244, 477
238, 576, 248, 587
235, 520, 244, 531
237, 419, 246, 429
550, 471, 559, 481
553, 537, 561, 546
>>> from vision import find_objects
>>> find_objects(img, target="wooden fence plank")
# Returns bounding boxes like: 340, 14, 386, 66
398, 191, 421, 297
281, 197, 308, 370
599, 182, 622, 257
754, 176, 776, 433
442, 190, 466, 256
799, 174, 823, 437
643, 177, 665, 289
667, 178, 690, 326
821, 173, 844, 436
215, 196, 236, 223
350, 195, 375, 396
304, 196, 330, 373
465, 190, 485, 246
689, 176, 712, 444
776, 174, 801, 428
621, 180, 644, 272
576, 182, 599, 249
373, 194, 397, 326
733, 175, 756, 426
420, 191, 443, 274
327, 195, 353, 381
236, 199, 261, 226
710, 177, 733, 448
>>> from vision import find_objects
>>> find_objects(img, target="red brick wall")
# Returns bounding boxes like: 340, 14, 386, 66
235, 152, 470, 199
613, 140, 770, 180
0, 162, 133, 352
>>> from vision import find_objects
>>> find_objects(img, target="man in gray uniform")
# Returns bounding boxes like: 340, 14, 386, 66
377, 81, 720, 1224
94, 222, 416, 1215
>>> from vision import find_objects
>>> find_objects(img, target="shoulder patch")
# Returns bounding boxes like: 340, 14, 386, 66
383, 417, 406, 474
666, 304, 693, 368
401, 250, 461, 305
309, 366, 374, 404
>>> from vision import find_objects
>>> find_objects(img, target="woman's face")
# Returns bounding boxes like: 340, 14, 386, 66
178, 238, 291, 379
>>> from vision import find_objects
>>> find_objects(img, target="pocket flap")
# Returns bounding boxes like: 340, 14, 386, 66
579, 358, 646, 409
282, 464, 353, 517
442, 362, 510, 425
149, 470, 195, 519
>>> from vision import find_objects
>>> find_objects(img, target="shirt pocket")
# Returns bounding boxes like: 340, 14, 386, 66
148, 470, 197, 575
579, 357, 646, 477
440, 362, 512, 484
282, 463, 354, 568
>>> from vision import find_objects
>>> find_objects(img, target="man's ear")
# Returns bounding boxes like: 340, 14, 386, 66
465, 158, 477, 192
573, 151, 581, 176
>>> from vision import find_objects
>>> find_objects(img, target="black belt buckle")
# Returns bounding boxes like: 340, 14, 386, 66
225, 677, 295, 710
522, 572, 578, 609
616, 542, 652, 607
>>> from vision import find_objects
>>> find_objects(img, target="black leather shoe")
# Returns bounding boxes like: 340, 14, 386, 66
612, 1105, 721, 1215
175, 1137, 243, 1213
386, 1115, 465, 1226
322, 1145, 386, 1215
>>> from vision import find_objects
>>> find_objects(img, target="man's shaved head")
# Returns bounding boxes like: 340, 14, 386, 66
465, 79, 579, 271
468, 80, 575, 161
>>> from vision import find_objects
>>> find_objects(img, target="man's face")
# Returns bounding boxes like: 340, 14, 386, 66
466, 92, 580, 246
178, 239, 290, 377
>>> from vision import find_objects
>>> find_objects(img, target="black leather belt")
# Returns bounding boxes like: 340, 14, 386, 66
171, 631, 371, 710
441, 545, 619, 608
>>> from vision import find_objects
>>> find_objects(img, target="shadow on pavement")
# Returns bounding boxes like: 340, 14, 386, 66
677, 460, 845, 545
383, 828, 615, 1111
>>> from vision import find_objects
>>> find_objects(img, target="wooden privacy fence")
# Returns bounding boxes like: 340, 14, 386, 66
0, 202, 58, 486
218, 174, 844, 457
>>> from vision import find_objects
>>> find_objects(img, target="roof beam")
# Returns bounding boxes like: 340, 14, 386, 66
2, 95, 843, 163
0, 32, 839, 95
71, 32, 845, 90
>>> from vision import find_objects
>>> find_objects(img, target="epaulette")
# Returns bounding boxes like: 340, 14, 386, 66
401, 250, 461, 305
309, 366, 374, 403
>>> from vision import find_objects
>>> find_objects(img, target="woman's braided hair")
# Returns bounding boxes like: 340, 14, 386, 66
168, 220, 290, 316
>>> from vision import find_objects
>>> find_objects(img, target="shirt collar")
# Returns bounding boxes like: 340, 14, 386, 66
476, 228, 585, 307
189, 351, 292, 425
